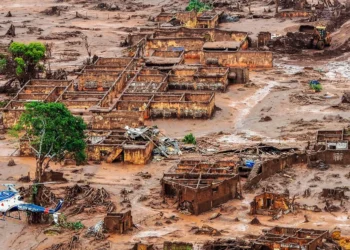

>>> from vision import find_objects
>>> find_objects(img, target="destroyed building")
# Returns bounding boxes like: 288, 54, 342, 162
104, 210, 133, 234
161, 159, 242, 215
254, 227, 329, 250
155, 10, 220, 29
2, 9, 277, 169
250, 192, 290, 216
309, 129, 350, 165
20, 127, 158, 165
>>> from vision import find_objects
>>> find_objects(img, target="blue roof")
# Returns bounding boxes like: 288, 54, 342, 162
0, 191, 16, 201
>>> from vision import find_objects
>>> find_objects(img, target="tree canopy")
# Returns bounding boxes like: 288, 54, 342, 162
14, 102, 87, 180
9, 42, 46, 82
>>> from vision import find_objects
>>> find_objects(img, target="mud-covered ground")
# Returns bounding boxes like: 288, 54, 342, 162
1, 0, 350, 249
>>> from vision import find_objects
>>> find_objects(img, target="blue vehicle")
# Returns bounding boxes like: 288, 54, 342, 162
0, 184, 63, 223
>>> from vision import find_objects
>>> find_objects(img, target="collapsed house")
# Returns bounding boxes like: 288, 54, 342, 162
86, 129, 155, 164
104, 210, 133, 234
20, 126, 167, 164
161, 159, 242, 215
254, 227, 329, 250
309, 129, 350, 165
2, 79, 71, 127
129, 25, 272, 69
155, 10, 220, 29
250, 192, 290, 216
1, 10, 277, 167
276, 0, 343, 18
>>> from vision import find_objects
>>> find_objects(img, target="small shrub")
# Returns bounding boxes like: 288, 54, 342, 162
0, 100, 8, 108
183, 133, 196, 144
185, 0, 212, 12
58, 214, 84, 231
309, 82, 322, 92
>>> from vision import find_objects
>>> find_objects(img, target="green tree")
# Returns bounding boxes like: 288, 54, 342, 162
9, 42, 46, 83
14, 102, 87, 181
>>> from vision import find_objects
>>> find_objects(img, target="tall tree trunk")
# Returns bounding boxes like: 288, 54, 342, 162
275, 0, 279, 13
35, 158, 43, 182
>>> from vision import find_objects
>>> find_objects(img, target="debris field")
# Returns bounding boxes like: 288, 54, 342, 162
1, 0, 350, 249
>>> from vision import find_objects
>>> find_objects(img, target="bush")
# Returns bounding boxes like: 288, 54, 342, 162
183, 133, 196, 144
185, 0, 212, 12
58, 214, 84, 231
309, 82, 322, 92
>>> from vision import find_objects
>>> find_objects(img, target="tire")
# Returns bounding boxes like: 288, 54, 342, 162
316, 41, 325, 50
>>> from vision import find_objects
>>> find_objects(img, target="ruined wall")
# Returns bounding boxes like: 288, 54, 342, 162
166, 176, 240, 215
154, 28, 247, 43
87, 144, 124, 162
314, 150, 350, 165
176, 10, 197, 24
91, 111, 143, 130
99, 72, 131, 108
228, 67, 249, 84
104, 211, 133, 234
213, 29, 247, 42
276, 11, 311, 18
29, 80, 72, 87
194, 178, 238, 214
202, 51, 273, 68
41, 170, 67, 182
196, 15, 219, 29
123, 142, 154, 165
247, 153, 307, 186
128, 33, 150, 46
258, 32, 272, 47
145, 38, 205, 56
77, 73, 119, 90
95, 57, 132, 66
62, 100, 100, 110
155, 13, 174, 23
149, 99, 215, 119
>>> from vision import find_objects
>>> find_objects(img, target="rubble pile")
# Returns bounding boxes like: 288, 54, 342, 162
95, 3, 120, 11
189, 225, 222, 236
44, 235, 81, 250
64, 184, 116, 215
41, 6, 68, 15
290, 92, 326, 105
38, 31, 82, 40
269, 32, 314, 53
